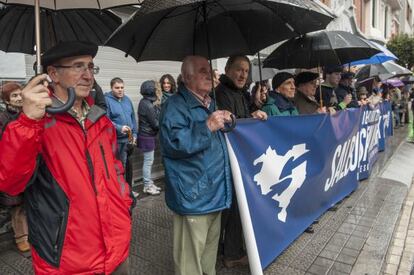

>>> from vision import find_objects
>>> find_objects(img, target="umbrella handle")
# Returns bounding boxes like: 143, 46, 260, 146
46, 87, 76, 114
221, 114, 236, 133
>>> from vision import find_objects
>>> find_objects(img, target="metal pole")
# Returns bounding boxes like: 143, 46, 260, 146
35, 0, 42, 74
202, 2, 217, 109
318, 65, 323, 108
257, 52, 263, 82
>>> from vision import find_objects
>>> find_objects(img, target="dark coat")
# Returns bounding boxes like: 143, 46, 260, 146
215, 75, 252, 118
335, 84, 359, 108
138, 91, 160, 137
294, 90, 320, 115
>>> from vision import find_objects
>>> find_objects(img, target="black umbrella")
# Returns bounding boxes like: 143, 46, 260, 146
105, 0, 333, 62
263, 30, 380, 69
0, 5, 121, 55
355, 61, 413, 82
0, 0, 140, 114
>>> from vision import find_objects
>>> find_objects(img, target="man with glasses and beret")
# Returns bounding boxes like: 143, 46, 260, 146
0, 41, 133, 274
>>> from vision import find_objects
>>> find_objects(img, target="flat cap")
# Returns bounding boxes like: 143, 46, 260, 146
41, 41, 98, 69
295, 71, 319, 86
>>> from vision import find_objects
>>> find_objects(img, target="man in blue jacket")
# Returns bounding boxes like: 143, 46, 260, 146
105, 77, 138, 168
160, 56, 233, 275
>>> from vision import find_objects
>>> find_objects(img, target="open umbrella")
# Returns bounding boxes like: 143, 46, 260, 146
0, 0, 141, 113
349, 40, 398, 66
355, 61, 412, 82
262, 30, 381, 69
0, 5, 121, 55
383, 78, 405, 88
105, 0, 333, 62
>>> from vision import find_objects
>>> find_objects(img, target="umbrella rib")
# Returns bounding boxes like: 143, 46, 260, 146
326, 32, 342, 66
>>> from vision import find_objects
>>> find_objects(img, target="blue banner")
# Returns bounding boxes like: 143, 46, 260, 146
378, 101, 393, 151
357, 105, 380, 180
226, 109, 362, 270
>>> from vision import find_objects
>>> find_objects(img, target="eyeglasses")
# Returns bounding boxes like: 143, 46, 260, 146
53, 63, 100, 75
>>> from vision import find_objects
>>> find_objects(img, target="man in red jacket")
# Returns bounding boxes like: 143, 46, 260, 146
0, 41, 133, 274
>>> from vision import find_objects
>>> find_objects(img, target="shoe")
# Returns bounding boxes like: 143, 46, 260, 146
328, 205, 338, 211
143, 185, 160, 195
16, 240, 30, 253
223, 255, 249, 268
132, 191, 139, 198
150, 183, 161, 191
305, 226, 314, 233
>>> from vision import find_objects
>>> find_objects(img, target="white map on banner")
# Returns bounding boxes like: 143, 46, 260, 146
253, 144, 309, 222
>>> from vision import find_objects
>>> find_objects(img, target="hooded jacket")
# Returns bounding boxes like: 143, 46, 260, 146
0, 95, 133, 274
138, 81, 160, 137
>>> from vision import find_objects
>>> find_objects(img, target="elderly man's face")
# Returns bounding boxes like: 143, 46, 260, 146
299, 79, 318, 97
278, 78, 296, 99
187, 57, 212, 96
226, 59, 249, 89
49, 55, 94, 99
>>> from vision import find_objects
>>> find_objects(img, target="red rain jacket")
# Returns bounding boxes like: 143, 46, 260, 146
0, 97, 133, 274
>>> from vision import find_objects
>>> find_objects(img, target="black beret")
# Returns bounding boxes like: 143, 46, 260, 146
341, 71, 355, 80
295, 71, 319, 86
272, 72, 294, 90
41, 41, 98, 70
324, 65, 343, 74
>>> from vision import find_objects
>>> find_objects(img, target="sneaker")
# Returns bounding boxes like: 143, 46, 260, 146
143, 185, 160, 195
150, 183, 161, 191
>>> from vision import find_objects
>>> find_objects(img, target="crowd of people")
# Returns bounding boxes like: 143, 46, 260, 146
0, 41, 413, 274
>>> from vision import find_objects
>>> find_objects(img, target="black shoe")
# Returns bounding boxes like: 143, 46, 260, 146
305, 226, 314, 233
328, 206, 338, 211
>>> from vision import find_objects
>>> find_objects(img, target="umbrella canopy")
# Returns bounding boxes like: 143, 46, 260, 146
105, 0, 334, 62
383, 78, 404, 87
402, 75, 414, 84
0, 0, 142, 9
263, 30, 380, 69
355, 61, 413, 82
0, 5, 121, 54
349, 41, 397, 66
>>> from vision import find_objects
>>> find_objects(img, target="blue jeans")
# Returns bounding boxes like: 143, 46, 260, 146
143, 150, 154, 187
117, 142, 128, 168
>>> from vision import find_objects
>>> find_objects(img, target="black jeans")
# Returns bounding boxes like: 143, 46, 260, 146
220, 192, 245, 260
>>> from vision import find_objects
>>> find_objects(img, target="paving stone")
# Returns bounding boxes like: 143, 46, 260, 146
313, 256, 334, 268
307, 263, 331, 275
387, 254, 401, 265
319, 249, 340, 261
344, 236, 365, 251
384, 263, 398, 275
336, 252, 357, 265
331, 262, 352, 273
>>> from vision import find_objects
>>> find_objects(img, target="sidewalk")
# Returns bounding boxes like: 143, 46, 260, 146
0, 126, 411, 275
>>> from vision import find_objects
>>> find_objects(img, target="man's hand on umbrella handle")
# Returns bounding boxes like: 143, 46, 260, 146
251, 110, 267, 120
22, 74, 52, 120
